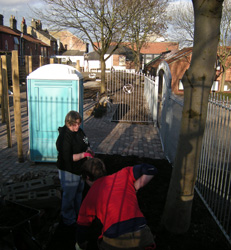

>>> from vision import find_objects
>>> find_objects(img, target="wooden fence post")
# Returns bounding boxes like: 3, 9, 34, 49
29, 56, 33, 74
39, 55, 45, 67
12, 50, 24, 162
76, 60, 80, 71
25, 56, 29, 76
2, 55, 12, 147
50, 58, 55, 64
0, 57, 5, 123
24, 56, 30, 116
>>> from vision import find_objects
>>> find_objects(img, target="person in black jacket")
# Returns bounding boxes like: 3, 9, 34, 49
56, 110, 94, 227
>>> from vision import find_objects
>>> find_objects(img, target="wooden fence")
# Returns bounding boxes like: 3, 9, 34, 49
0, 51, 81, 162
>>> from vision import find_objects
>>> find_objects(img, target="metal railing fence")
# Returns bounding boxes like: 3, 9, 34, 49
107, 69, 231, 243
106, 70, 156, 123
196, 93, 231, 244
159, 91, 231, 244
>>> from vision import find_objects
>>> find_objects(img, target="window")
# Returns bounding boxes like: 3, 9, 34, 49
145, 54, 153, 64
13, 37, 19, 50
224, 81, 231, 91
5, 40, 8, 50
53, 42, 56, 52
215, 59, 221, 70
14, 37, 19, 45
211, 81, 219, 91
119, 55, 125, 66
41, 47, 47, 57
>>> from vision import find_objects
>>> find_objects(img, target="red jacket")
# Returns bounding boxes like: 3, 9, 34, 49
77, 166, 146, 238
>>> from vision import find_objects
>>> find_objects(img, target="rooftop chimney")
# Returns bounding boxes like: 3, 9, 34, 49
31, 18, 42, 30
10, 15, 17, 30
21, 17, 27, 34
0, 14, 3, 26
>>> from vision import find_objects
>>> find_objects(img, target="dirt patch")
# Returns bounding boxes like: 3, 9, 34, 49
1, 154, 229, 250
84, 86, 101, 100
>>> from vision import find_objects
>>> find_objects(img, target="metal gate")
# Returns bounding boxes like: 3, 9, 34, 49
106, 70, 156, 123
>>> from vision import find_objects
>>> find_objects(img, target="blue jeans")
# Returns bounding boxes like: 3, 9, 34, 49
59, 170, 85, 225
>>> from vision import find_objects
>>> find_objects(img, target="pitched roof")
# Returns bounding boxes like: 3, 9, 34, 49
140, 42, 179, 54
86, 45, 134, 60
50, 30, 85, 43
22, 33, 50, 47
93, 41, 179, 55
0, 25, 49, 47
85, 51, 99, 60
145, 47, 192, 69
165, 47, 192, 64
36, 29, 57, 41
61, 50, 85, 56
0, 25, 20, 37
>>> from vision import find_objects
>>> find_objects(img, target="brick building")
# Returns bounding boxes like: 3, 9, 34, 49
27, 19, 58, 57
145, 47, 231, 95
0, 15, 50, 64
49, 30, 89, 54
85, 45, 135, 72
140, 41, 179, 66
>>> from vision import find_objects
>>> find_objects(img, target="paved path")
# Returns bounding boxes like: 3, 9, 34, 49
0, 90, 165, 184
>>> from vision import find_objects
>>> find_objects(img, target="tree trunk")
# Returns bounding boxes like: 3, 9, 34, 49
220, 68, 226, 92
100, 58, 106, 94
161, 0, 223, 234
135, 51, 141, 72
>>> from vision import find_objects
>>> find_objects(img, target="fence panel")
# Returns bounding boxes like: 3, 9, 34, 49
144, 75, 158, 124
106, 70, 157, 123
158, 90, 231, 244
196, 93, 231, 244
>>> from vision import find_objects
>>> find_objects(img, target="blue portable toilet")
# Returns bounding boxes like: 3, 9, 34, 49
27, 64, 83, 162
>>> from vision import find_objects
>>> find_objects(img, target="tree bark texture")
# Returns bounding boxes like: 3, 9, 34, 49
161, 0, 224, 234
100, 58, 106, 94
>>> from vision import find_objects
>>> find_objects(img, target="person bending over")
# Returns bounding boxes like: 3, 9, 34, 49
76, 158, 157, 250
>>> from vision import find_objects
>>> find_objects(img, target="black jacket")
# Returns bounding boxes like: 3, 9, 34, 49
56, 125, 90, 175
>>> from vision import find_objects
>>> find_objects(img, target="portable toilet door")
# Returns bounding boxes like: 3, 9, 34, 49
27, 64, 83, 162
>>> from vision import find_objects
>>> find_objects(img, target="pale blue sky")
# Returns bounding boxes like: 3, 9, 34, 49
0, 0, 191, 28
0, 0, 44, 27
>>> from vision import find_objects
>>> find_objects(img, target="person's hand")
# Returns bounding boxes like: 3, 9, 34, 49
83, 152, 94, 158
86, 148, 95, 157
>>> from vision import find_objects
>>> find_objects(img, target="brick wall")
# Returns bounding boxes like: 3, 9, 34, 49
169, 54, 191, 95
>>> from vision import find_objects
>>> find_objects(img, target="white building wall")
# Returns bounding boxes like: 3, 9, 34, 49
85, 54, 113, 72
86, 60, 101, 72
105, 55, 113, 69
54, 55, 85, 67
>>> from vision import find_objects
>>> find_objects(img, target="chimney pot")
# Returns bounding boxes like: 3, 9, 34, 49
0, 14, 3, 25
10, 15, 17, 30
21, 17, 27, 34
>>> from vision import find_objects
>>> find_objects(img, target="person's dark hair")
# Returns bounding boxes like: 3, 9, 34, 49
65, 110, 82, 126
82, 158, 106, 181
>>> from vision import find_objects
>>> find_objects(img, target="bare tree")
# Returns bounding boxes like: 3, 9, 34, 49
167, 1, 194, 48
218, 0, 231, 91
33, 0, 141, 93
167, 0, 231, 91
161, 0, 224, 234
125, 0, 169, 72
